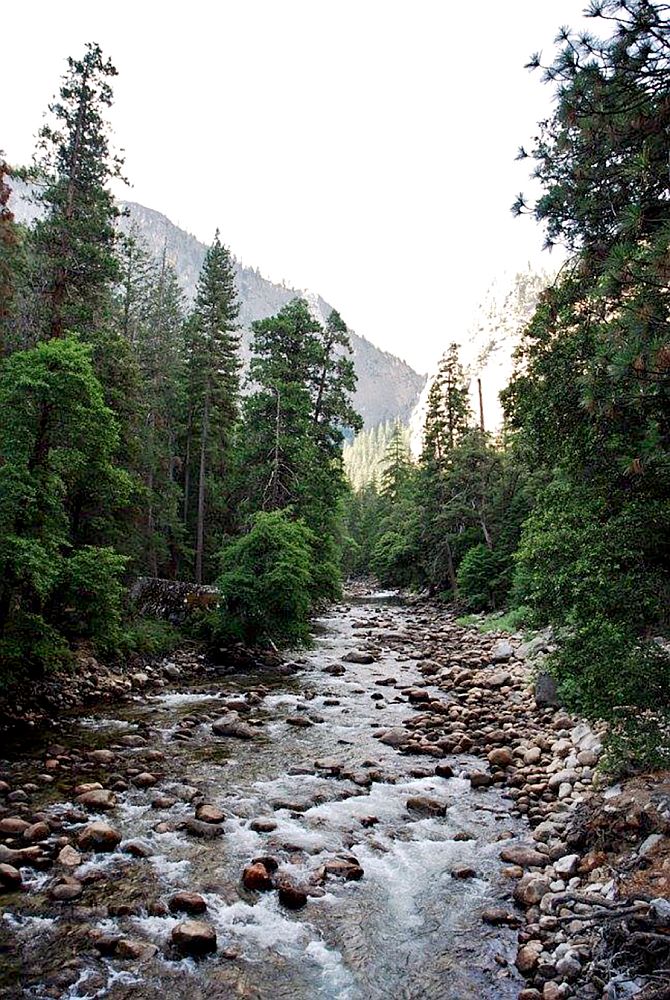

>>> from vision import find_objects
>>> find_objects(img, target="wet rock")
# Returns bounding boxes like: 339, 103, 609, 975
171, 920, 217, 955
88, 749, 116, 766
452, 866, 477, 879
378, 728, 410, 748
122, 840, 154, 858
133, 772, 158, 788
242, 862, 274, 891
168, 891, 207, 914
76, 788, 117, 811
23, 821, 51, 842
323, 664, 345, 676
249, 817, 277, 833
406, 796, 447, 818
553, 853, 580, 878
195, 803, 225, 824
0, 863, 22, 891
151, 795, 177, 809
0, 816, 30, 836
277, 882, 308, 909
342, 651, 375, 664
91, 931, 121, 955
57, 845, 82, 867
117, 938, 158, 961
434, 763, 454, 779
179, 818, 225, 840
481, 908, 522, 927
469, 771, 492, 789
50, 877, 83, 901
211, 715, 255, 740
77, 821, 122, 852
323, 857, 364, 880
285, 715, 312, 728
499, 844, 547, 867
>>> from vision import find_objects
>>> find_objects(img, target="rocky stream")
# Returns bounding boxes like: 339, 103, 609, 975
1, 591, 668, 1000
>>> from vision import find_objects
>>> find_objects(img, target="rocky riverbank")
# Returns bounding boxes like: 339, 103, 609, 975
366, 604, 670, 1000
0, 593, 667, 999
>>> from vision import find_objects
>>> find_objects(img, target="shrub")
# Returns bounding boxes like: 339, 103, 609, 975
457, 544, 510, 611
214, 510, 318, 646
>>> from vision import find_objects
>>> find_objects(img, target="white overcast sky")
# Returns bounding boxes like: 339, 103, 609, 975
3, 1, 591, 373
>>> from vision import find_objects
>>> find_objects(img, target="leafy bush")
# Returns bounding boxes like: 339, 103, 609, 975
214, 510, 319, 646
371, 530, 418, 588
457, 544, 510, 611
119, 618, 182, 657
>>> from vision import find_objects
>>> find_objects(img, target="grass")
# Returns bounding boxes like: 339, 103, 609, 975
456, 605, 533, 635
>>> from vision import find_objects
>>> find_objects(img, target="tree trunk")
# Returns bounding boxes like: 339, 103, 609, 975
445, 539, 458, 596
195, 388, 210, 584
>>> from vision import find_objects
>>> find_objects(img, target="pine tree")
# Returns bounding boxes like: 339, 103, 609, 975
421, 343, 471, 466
184, 232, 240, 583
32, 43, 123, 341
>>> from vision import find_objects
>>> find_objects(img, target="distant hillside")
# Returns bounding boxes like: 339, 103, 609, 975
9, 183, 425, 427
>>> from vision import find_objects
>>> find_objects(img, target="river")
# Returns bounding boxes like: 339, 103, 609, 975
0, 592, 526, 999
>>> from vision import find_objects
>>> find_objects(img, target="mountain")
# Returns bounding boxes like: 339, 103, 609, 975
410, 265, 556, 452
9, 182, 426, 427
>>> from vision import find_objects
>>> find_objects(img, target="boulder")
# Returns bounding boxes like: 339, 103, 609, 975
499, 844, 546, 868
535, 671, 560, 708
378, 728, 410, 748
57, 845, 82, 867
277, 883, 308, 910
168, 891, 207, 915
491, 640, 514, 663
406, 796, 447, 818
488, 748, 513, 768
171, 920, 217, 956
469, 772, 492, 789
195, 804, 225, 824
0, 863, 22, 891
242, 862, 273, 891
513, 874, 551, 906
211, 715, 255, 740
249, 817, 277, 833
76, 788, 117, 811
0, 817, 30, 836
116, 938, 158, 961
323, 857, 364, 881
342, 651, 375, 664
77, 822, 122, 852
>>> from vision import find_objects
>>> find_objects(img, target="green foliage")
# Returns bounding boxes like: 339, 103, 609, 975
456, 606, 532, 634
0, 337, 130, 678
214, 510, 324, 646
457, 544, 510, 612
119, 617, 182, 657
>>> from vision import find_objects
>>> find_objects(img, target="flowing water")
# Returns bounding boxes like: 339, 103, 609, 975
0, 594, 525, 999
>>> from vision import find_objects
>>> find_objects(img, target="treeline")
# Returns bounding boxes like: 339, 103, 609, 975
343, 419, 411, 490
346, 1, 670, 767
0, 44, 361, 677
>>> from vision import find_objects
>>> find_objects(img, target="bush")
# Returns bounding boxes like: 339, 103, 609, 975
457, 544, 510, 611
119, 618, 182, 657
214, 510, 319, 646
371, 530, 418, 588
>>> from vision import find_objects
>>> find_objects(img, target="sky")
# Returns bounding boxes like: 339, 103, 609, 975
3, 1, 591, 374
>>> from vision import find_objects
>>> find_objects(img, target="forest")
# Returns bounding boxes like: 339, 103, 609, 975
1, 0, 669, 774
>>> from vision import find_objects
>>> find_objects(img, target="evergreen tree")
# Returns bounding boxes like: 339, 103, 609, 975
421, 343, 471, 466
184, 231, 240, 583
32, 43, 123, 341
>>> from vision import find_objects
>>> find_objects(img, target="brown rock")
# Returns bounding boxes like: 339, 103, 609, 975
277, 883, 308, 909
57, 845, 82, 867
487, 748, 514, 768
452, 866, 477, 879
481, 908, 521, 927
516, 940, 543, 973
171, 920, 217, 955
76, 789, 117, 811
323, 857, 364, 881
0, 816, 31, 836
249, 817, 277, 833
406, 796, 447, 818
133, 772, 158, 788
195, 804, 225, 824
469, 772, 492, 788
499, 844, 546, 867
0, 863, 22, 891
77, 821, 122, 852
513, 874, 551, 906
116, 938, 158, 961
242, 862, 273, 891
168, 891, 207, 915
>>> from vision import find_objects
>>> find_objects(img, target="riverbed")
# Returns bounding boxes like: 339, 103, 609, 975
0, 593, 527, 999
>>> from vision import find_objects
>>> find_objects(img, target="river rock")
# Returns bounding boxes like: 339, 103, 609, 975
133, 772, 158, 788
452, 866, 477, 879
89, 749, 116, 765
469, 771, 492, 788
0, 817, 30, 836
168, 891, 207, 914
277, 882, 308, 909
76, 789, 117, 811
117, 938, 158, 961
211, 715, 255, 740
481, 908, 522, 927
516, 940, 543, 973
378, 728, 409, 748
406, 796, 447, 818
58, 845, 82, 867
435, 763, 454, 778
488, 748, 514, 768
514, 874, 552, 906
180, 818, 225, 840
242, 862, 274, 891
491, 640, 514, 663
535, 671, 560, 707
553, 853, 580, 877
195, 804, 225, 824
50, 878, 83, 901
0, 863, 22, 890
342, 650, 376, 664
323, 857, 364, 880
171, 920, 217, 956
249, 818, 277, 833
77, 821, 122, 852
499, 844, 546, 867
